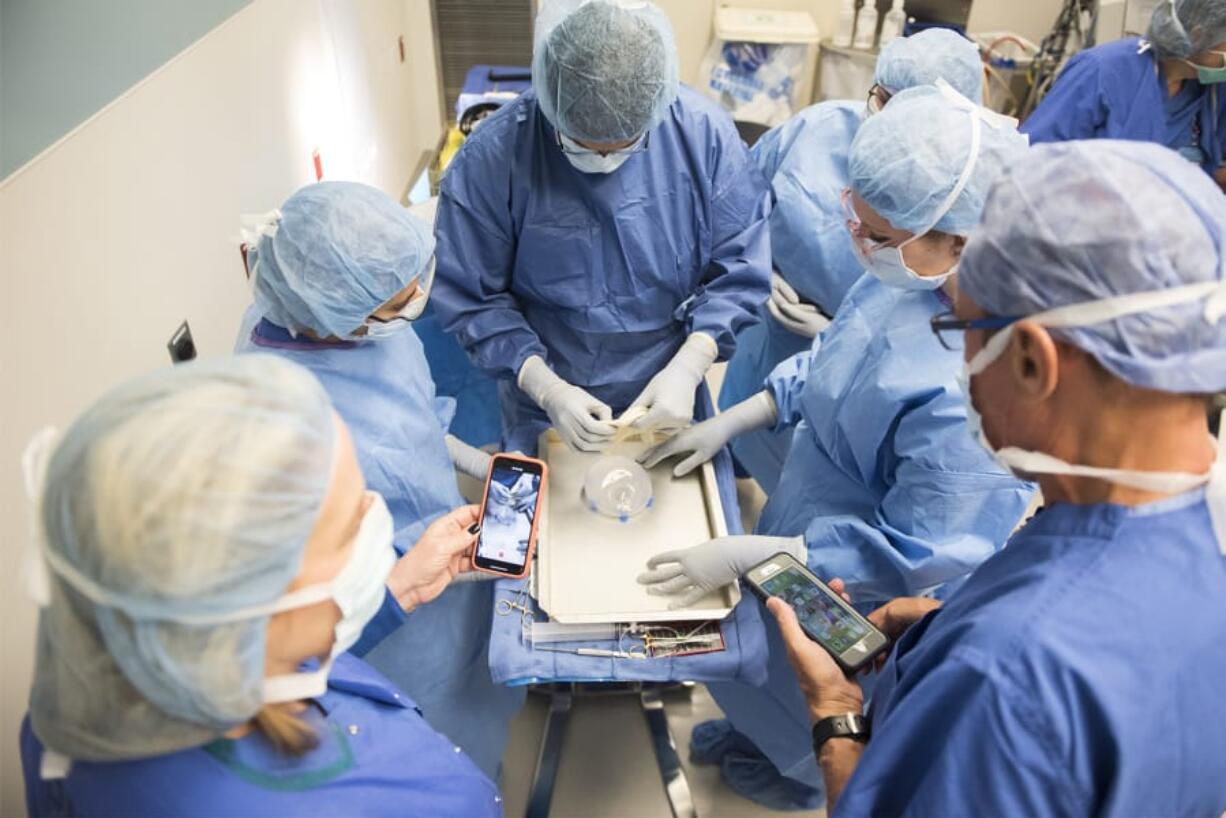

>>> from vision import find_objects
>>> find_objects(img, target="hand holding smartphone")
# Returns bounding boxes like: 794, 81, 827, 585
471, 454, 548, 578
743, 553, 888, 674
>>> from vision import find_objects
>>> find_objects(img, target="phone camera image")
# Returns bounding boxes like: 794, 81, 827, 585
478, 464, 542, 570
761, 568, 869, 655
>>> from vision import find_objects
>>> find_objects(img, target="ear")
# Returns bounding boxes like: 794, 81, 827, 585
1008, 320, 1059, 402
950, 235, 968, 260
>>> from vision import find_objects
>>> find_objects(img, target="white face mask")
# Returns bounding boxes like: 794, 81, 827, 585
961, 281, 1226, 500
559, 132, 641, 175
262, 492, 396, 703
854, 236, 955, 291
361, 258, 435, 339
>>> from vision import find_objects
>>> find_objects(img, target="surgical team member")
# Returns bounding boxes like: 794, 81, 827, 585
720, 29, 986, 492
1023, 0, 1226, 189
639, 85, 1035, 810
774, 140, 1226, 817
21, 356, 503, 817
235, 181, 520, 778
433, 0, 771, 454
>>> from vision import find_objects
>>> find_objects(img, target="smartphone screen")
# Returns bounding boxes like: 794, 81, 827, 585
474, 457, 544, 575
757, 566, 872, 655
746, 555, 888, 672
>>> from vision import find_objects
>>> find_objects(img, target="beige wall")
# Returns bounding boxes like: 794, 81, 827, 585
0, 2, 442, 814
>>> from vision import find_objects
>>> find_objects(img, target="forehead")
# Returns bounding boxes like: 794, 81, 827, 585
851, 191, 902, 234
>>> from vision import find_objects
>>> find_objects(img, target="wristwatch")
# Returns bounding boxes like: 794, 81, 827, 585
812, 713, 870, 752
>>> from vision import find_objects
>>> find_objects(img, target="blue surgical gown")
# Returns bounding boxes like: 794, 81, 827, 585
719, 100, 865, 492
20, 654, 503, 818
707, 275, 1034, 791
237, 315, 523, 777
1022, 36, 1226, 175
837, 489, 1226, 817
432, 87, 772, 454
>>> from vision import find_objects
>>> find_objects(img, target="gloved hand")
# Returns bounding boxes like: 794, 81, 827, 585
767, 271, 831, 339
387, 505, 481, 611
622, 333, 719, 431
638, 390, 778, 477
518, 356, 616, 452
637, 534, 808, 609
445, 434, 492, 481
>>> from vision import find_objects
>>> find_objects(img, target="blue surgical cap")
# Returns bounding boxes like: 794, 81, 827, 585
960, 140, 1226, 395
249, 181, 434, 338
532, 0, 680, 143
31, 354, 336, 759
1147, 0, 1226, 59
849, 84, 1029, 236
875, 28, 985, 104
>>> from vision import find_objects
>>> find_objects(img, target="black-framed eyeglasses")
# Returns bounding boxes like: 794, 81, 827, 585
929, 310, 1018, 351
866, 84, 892, 115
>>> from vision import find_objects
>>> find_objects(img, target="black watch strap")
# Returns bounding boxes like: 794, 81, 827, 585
812, 713, 870, 752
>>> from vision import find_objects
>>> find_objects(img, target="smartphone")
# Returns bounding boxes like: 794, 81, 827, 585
743, 553, 889, 674
472, 454, 548, 578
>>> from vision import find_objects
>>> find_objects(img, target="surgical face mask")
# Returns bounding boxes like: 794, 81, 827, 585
559, 132, 644, 174
961, 280, 1226, 495
1184, 52, 1226, 84
262, 492, 396, 703
854, 234, 956, 291
361, 258, 435, 339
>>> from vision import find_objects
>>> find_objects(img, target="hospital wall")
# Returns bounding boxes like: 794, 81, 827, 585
0, 1, 441, 814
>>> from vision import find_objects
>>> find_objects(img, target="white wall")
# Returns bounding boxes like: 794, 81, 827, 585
0, 1, 442, 814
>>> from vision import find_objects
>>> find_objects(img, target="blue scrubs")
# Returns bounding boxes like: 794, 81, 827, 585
237, 316, 523, 778
718, 100, 865, 491
21, 655, 503, 818
837, 490, 1226, 817
706, 275, 1034, 797
432, 87, 772, 454
1023, 36, 1226, 175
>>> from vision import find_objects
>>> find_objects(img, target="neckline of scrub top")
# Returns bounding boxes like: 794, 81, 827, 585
200, 655, 415, 791
251, 318, 359, 351
1021, 486, 1209, 540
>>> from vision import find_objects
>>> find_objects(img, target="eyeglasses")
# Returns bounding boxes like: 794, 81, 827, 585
556, 131, 650, 157
929, 310, 1019, 351
866, 84, 892, 115
840, 187, 901, 256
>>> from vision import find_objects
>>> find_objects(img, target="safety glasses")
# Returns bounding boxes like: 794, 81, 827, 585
929, 310, 1019, 351
841, 187, 902, 256
556, 131, 650, 157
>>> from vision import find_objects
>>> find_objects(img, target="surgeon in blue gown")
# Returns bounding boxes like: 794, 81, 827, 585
772, 140, 1226, 817
1023, 0, 1226, 190
234, 181, 522, 778
21, 356, 504, 817
638, 85, 1035, 809
432, 0, 771, 455
719, 29, 986, 492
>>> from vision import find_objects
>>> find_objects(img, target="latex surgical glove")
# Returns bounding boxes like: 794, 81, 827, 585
767, 271, 831, 339
518, 356, 616, 452
637, 534, 807, 610
387, 505, 480, 611
768, 583, 865, 720
622, 333, 719, 431
638, 390, 778, 477
445, 434, 492, 481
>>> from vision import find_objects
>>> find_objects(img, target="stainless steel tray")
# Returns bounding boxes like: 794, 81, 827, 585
534, 430, 738, 624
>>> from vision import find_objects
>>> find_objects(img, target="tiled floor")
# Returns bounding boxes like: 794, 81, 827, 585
498, 682, 824, 818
